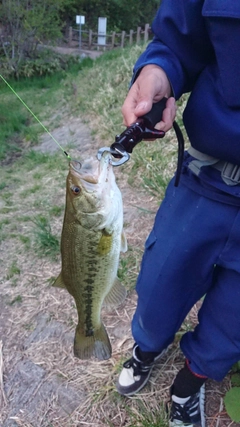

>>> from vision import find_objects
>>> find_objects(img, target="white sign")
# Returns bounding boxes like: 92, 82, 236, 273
98, 17, 107, 46
76, 15, 85, 25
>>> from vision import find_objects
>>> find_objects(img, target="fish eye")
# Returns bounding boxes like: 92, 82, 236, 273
71, 186, 81, 195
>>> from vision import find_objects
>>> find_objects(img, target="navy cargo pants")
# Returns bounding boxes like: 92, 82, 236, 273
132, 174, 240, 381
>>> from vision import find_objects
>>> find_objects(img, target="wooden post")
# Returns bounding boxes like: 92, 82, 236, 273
121, 31, 126, 48
129, 29, 133, 45
68, 26, 73, 46
111, 31, 116, 48
144, 23, 150, 43
88, 29, 92, 49
136, 26, 141, 44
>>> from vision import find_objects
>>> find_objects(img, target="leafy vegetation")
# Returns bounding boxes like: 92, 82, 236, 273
61, 0, 160, 31
223, 362, 240, 422
224, 387, 240, 422
0, 0, 66, 76
0, 0, 159, 77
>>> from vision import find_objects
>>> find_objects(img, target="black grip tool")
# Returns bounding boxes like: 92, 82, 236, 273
97, 97, 184, 186
141, 97, 167, 128
111, 98, 167, 155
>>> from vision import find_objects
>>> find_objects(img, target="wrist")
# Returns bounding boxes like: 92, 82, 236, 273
138, 64, 172, 98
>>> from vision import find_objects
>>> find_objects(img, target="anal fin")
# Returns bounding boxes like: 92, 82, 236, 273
103, 277, 127, 308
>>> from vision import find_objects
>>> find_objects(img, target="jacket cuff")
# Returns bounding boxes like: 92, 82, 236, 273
131, 40, 187, 99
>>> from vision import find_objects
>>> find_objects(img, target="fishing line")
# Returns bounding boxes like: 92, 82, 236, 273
0, 73, 71, 160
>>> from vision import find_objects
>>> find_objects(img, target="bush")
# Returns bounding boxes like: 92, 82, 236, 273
0, 49, 80, 79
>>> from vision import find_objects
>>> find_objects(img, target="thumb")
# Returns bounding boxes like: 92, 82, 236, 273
134, 99, 153, 117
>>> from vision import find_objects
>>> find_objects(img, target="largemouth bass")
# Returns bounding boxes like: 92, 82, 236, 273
54, 152, 127, 360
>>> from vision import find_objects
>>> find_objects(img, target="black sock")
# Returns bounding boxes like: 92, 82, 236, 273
172, 360, 207, 398
136, 345, 160, 362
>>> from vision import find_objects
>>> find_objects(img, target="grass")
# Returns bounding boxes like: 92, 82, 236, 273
32, 215, 60, 259
65, 43, 188, 200
0, 58, 94, 161
0, 43, 185, 195
126, 401, 168, 427
9, 295, 23, 305
6, 261, 21, 279
117, 246, 143, 291
0, 45, 199, 427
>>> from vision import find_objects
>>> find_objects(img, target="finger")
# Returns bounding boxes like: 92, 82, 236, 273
121, 89, 139, 126
122, 94, 153, 127
155, 97, 177, 132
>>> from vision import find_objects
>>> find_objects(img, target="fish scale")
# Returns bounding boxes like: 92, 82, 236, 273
53, 153, 127, 360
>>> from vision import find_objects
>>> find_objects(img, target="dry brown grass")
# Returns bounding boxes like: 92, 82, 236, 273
0, 113, 184, 426
0, 45, 238, 427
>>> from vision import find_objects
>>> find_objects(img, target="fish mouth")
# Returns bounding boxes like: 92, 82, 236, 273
70, 160, 82, 173
69, 152, 113, 186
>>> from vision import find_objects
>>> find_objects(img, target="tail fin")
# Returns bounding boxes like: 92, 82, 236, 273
74, 322, 112, 361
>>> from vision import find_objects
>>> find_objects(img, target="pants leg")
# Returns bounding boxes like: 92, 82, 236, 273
181, 265, 240, 381
132, 178, 240, 363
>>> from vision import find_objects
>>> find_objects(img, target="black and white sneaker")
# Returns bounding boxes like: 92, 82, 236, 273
116, 344, 163, 396
168, 385, 205, 427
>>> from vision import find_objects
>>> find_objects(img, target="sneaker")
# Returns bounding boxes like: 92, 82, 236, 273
168, 384, 205, 427
116, 344, 163, 396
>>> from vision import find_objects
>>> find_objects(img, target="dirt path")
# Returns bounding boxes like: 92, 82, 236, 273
0, 117, 160, 427
40, 44, 104, 60
0, 115, 238, 427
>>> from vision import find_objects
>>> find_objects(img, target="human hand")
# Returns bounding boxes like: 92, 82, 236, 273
122, 64, 177, 132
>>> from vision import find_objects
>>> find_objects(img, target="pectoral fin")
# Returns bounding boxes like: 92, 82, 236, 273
53, 273, 66, 289
103, 277, 127, 308
97, 232, 113, 255
121, 231, 128, 253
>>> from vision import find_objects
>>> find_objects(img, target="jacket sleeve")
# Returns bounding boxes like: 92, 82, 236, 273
132, 0, 214, 99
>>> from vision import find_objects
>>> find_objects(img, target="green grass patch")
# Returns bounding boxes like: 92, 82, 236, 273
6, 261, 21, 279
0, 182, 7, 191
9, 295, 23, 305
0, 58, 86, 162
117, 246, 142, 291
0, 218, 10, 230
19, 235, 31, 249
49, 205, 63, 217
16, 149, 68, 173
20, 184, 42, 198
32, 215, 60, 259
127, 403, 168, 427
105, 400, 168, 427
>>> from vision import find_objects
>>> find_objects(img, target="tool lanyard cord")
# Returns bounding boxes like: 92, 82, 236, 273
173, 120, 185, 187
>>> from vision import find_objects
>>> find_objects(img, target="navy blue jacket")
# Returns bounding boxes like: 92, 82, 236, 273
133, 0, 240, 164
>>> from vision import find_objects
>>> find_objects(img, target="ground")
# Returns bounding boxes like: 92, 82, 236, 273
0, 98, 239, 426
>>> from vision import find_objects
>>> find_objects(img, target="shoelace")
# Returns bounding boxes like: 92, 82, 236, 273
123, 357, 153, 376
170, 393, 200, 423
